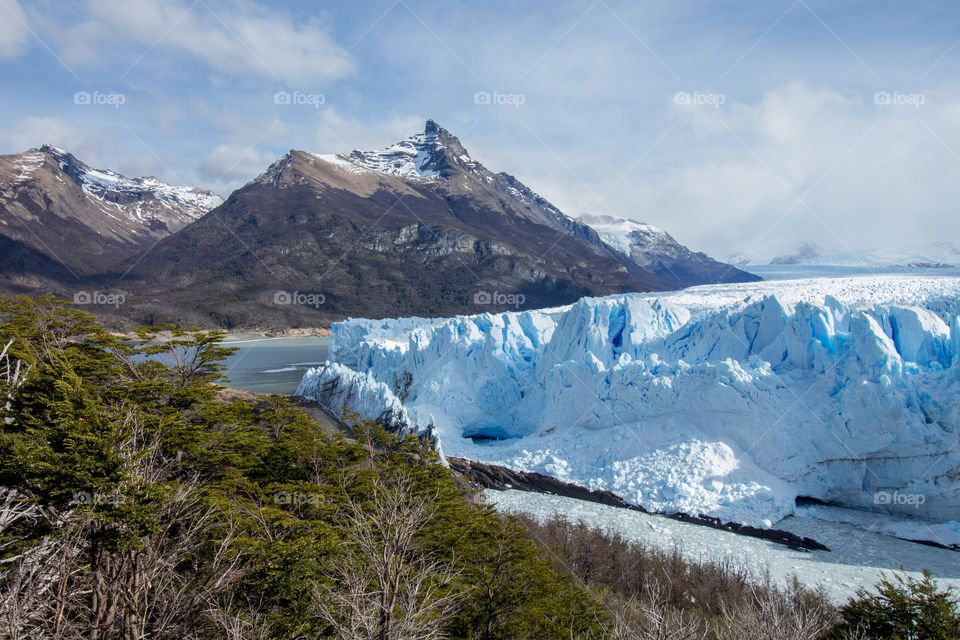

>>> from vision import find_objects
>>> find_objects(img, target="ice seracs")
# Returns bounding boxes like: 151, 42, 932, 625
295, 362, 418, 435
297, 275, 960, 527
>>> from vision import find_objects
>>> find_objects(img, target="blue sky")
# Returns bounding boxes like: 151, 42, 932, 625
2, 0, 960, 258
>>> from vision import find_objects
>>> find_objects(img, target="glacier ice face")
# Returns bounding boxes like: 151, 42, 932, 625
300, 276, 960, 525
296, 362, 417, 436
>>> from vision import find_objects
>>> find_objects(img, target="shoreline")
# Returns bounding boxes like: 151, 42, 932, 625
112, 327, 332, 342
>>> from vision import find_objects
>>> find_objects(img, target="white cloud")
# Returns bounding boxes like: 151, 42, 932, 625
463, 79, 960, 259
198, 143, 276, 194
0, 0, 30, 60
595, 81, 960, 257
309, 110, 427, 155
0, 117, 195, 188
59, 0, 354, 84
0, 116, 93, 157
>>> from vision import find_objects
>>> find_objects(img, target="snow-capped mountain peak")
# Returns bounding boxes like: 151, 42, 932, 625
344, 120, 473, 180
0, 145, 225, 276
33, 144, 223, 223
578, 213, 671, 256
578, 213, 759, 287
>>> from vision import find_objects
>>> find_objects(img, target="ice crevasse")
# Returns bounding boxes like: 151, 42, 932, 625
297, 276, 960, 526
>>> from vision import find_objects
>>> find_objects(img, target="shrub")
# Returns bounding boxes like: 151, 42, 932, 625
832, 570, 960, 640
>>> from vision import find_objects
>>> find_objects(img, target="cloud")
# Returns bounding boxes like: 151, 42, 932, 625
198, 143, 276, 193
309, 110, 427, 155
464, 79, 960, 259
597, 81, 960, 257
8, 1, 960, 260
59, 0, 354, 84
0, 0, 30, 60
0, 116, 92, 156
0, 116, 194, 188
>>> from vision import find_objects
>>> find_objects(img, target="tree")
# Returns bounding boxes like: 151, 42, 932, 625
0, 296, 613, 640
833, 570, 960, 640
313, 471, 464, 640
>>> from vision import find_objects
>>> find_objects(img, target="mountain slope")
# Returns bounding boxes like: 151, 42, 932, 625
1, 124, 758, 329
579, 213, 760, 287
119, 121, 673, 327
0, 146, 221, 284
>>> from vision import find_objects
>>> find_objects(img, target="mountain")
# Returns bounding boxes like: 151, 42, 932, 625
731, 241, 960, 268
0, 145, 221, 290
298, 275, 960, 527
578, 214, 759, 287
0, 123, 758, 329
118, 121, 746, 328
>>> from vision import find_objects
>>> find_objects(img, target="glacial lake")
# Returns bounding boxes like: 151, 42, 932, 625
217, 337, 330, 395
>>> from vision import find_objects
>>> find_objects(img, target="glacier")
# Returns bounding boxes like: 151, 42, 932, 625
296, 276, 960, 529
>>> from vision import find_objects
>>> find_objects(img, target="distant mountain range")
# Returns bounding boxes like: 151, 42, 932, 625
0, 121, 757, 329
0, 145, 220, 290
730, 241, 960, 268
578, 214, 749, 287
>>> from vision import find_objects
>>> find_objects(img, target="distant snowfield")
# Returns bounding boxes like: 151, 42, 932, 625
486, 489, 960, 604
298, 274, 960, 532
729, 242, 960, 270
746, 264, 960, 281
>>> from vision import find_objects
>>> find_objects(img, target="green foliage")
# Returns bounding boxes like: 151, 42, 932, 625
832, 570, 960, 640
0, 296, 606, 640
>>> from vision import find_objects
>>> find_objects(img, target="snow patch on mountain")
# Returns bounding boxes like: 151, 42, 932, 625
37, 145, 222, 223
579, 213, 761, 286
346, 127, 444, 180
79, 168, 222, 220
578, 213, 671, 257
309, 153, 372, 176
12, 151, 44, 182
298, 275, 960, 526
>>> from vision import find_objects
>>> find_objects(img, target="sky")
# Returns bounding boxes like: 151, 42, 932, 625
2, 0, 960, 260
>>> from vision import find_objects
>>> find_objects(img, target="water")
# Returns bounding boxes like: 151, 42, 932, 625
217, 337, 329, 394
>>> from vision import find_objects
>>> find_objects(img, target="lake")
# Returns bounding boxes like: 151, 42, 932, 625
218, 336, 329, 395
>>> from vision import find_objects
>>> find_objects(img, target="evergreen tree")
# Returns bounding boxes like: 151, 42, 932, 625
833, 570, 960, 640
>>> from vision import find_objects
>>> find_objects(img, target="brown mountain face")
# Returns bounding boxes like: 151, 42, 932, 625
1, 123, 758, 330
116, 121, 676, 328
0, 145, 221, 294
